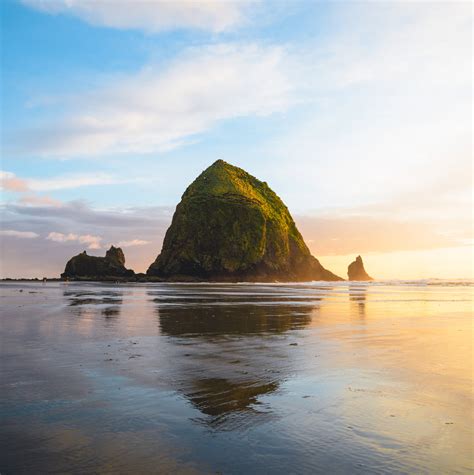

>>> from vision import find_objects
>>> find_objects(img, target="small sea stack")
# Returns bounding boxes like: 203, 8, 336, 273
347, 255, 373, 281
61, 246, 135, 281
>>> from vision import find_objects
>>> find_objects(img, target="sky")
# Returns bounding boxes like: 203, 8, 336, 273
0, 0, 472, 279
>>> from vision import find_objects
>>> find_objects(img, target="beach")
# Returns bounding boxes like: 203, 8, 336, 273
1, 281, 472, 474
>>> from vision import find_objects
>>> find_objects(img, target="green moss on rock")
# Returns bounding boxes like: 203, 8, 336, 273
147, 160, 341, 282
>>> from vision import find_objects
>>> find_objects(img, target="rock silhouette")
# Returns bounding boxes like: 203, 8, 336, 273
61, 246, 134, 281
347, 255, 373, 281
147, 160, 341, 282
105, 246, 125, 267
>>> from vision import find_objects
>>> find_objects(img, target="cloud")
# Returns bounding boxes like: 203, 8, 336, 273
1, 170, 130, 209
47, 231, 102, 249
0, 170, 60, 206
28, 173, 126, 191
0, 229, 39, 239
292, 2, 471, 94
45, 232, 150, 251
1, 170, 126, 192
18, 195, 62, 207
46, 232, 78, 242
0, 171, 29, 192
12, 43, 294, 158
21, 0, 250, 33
116, 239, 150, 248
259, 1, 472, 214
4, 200, 173, 229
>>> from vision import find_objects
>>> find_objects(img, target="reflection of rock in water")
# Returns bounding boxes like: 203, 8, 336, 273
349, 285, 367, 318
157, 302, 313, 335
63, 288, 123, 319
188, 377, 279, 426
101, 306, 121, 317
149, 284, 319, 429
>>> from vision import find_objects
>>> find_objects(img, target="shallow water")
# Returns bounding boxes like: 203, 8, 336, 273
1, 281, 472, 474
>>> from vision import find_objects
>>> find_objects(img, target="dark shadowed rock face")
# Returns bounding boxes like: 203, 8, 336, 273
348, 256, 373, 281
105, 246, 125, 266
61, 246, 134, 280
147, 160, 342, 282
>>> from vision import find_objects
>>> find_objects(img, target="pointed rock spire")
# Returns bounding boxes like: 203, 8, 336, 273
348, 255, 373, 281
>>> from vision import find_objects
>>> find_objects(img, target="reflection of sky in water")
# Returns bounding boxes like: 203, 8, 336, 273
0, 281, 472, 474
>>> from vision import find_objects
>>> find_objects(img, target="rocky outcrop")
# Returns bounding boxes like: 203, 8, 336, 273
61, 246, 135, 280
147, 160, 342, 282
347, 255, 373, 281
105, 246, 125, 267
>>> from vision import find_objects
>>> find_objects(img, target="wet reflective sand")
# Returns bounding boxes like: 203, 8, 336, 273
1, 281, 472, 474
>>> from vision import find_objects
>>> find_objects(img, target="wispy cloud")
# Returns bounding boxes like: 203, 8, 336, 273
116, 239, 150, 248
12, 44, 294, 158
47, 231, 102, 249
45, 232, 150, 251
21, 0, 251, 33
1, 170, 126, 192
0, 229, 39, 239
28, 173, 126, 191
0, 171, 29, 192
261, 1, 471, 213
18, 195, 62, 207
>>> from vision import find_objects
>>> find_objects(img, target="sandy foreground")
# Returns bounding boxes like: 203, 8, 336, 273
0, 281, 472, 474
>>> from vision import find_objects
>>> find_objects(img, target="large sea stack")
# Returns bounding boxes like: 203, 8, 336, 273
147, 160, 342, 282
347, 255, 373, 281
61, 246, 135, 280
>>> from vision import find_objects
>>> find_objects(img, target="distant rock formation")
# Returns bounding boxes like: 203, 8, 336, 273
347, 256, 373, 281
61, 246, 135, 280
147, 159, 342, 282
104, 246, 125, 267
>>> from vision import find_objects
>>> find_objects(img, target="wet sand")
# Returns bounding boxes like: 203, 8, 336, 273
0, 281, 472, 474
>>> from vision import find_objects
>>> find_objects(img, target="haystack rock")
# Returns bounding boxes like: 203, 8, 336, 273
147, 160, 342, 282
61, 246, 134, 280
347, 255, 373, 281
